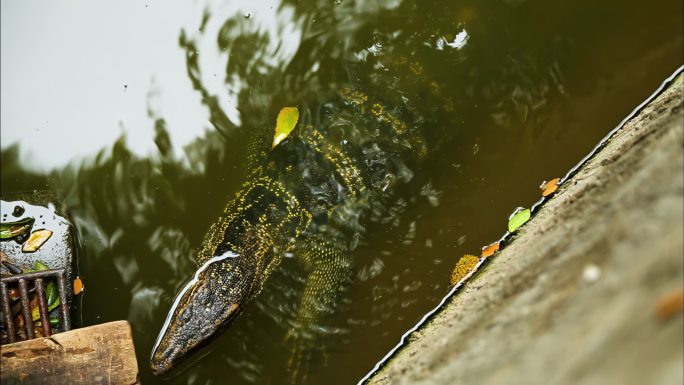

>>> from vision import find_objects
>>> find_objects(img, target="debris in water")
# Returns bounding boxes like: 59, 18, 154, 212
272, 107, 299, 148
22, 229, 53, 253
74, 276, 84, 295
481, 242, 500, 258
540, 178, 560, 197
507, 207, 531, 233
447, 29, 469, 49
450, 254, 480, 286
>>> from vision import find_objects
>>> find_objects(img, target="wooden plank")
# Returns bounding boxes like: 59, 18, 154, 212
1, 321, 140, 385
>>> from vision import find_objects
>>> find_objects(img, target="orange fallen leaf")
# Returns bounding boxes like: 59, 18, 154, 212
481, 242, 500, 258
655, 286, 683, 321
450, 254, 480, 286
540, 178, 560, 197
73, 276, 84, 295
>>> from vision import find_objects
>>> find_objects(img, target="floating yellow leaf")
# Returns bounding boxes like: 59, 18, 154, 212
450, 254, 480, 286
272, 107, 299, 148
22, 229, 53, 253
481, 241, 500, 258
540, 177, 560, 197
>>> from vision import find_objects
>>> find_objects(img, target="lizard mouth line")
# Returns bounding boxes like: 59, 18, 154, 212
150, 250, 240, 359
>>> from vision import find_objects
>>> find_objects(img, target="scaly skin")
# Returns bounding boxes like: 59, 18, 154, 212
150, 87, 428, 380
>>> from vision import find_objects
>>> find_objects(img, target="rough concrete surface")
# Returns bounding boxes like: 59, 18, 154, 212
369, 74, 683, 385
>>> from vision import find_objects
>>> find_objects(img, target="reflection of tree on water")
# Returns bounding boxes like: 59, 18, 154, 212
1, 1, 570, 384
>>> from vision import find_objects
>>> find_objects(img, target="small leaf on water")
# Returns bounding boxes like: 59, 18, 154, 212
508, 207, 531, 233
481, 241, 500, 258
540, 177, 560, 197
22, 229, 53, 253
450, 254, 480, 286
272, 107, 299, 148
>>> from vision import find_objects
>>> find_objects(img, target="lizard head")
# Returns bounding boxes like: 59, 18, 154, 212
150, 180, 310, 376
149, 249, 252, 376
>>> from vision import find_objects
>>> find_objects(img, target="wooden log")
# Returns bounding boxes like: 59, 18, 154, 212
1, 321, 140, 385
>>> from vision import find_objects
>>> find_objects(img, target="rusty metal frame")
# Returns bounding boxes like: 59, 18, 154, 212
0, 269, 71, 343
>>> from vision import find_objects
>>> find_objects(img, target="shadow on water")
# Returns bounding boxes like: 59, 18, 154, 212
1, 0, 682, 384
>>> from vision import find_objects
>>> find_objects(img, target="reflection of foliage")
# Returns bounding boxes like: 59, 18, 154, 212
179, 32, 236, 140
0, 145, 50, 196
181, 0, 568, 164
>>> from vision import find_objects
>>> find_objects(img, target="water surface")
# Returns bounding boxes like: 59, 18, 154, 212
1, 0, 682, 384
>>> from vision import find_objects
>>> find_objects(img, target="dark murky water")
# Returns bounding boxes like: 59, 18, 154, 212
1, 0, 682, 384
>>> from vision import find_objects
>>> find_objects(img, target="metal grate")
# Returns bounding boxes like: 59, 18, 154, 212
0, 268, 71, 343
